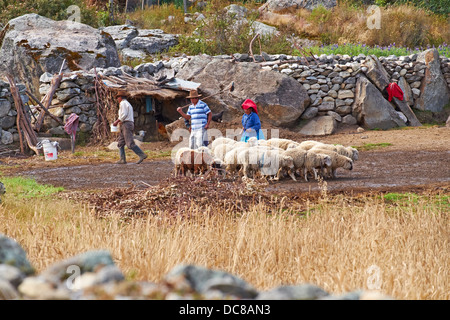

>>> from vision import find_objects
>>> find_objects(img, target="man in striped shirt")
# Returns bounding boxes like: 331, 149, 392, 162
177, 90, 212, 149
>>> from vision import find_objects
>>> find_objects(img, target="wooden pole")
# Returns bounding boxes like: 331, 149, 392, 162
34, 59, 65, 132
6, 75, 39, 155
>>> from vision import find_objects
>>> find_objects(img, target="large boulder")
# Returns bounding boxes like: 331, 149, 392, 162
414, 49, 450, 112
299, 115, 337, 136
353, 75, 406, 130
176, 56, 310, 127
0, 14, 120, 96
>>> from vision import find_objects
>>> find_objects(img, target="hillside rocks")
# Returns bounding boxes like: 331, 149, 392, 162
0, 234, 393, 300
101, 25, 179, 61
260, 0, 337, 13
1, 49, 448, 144
0, 14, 120, 96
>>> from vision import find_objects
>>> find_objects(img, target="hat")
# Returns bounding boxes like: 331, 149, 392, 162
241, 99, 258, 114
115, 90, 128, 98
186, 90, 202, 99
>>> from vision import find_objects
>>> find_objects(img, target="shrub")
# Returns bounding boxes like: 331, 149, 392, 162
0, 0, 99, 27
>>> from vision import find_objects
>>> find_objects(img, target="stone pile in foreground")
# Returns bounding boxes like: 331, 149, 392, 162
0, 234, 392, 300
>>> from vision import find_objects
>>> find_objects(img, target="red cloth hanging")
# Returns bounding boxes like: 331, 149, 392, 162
386, 83, 404, 102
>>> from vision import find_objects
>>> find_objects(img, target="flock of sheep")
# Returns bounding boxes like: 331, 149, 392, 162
173, 137, 359, 182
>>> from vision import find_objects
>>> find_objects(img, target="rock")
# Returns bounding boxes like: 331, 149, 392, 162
299, 115, 337, 136
1, 130, 13, 144
0, 99, 11, 118
362, 55, 391, 91
0, 264, 26, 288
300, 107, 319, 120
318, 101, 335, 111
176, 56, 310, 127
337, 89, 354, 99
353, 75, 406, 130
250, 21, 278, 37
257, 284, 329, 300
0, 234, 35, 275
128, 31, 178, 55
0, 278, 19, 299
397, 76, 414, 106
120, 48, 147, 61
342, 114, 357, 125
165, 264, 258, 299
0, 14, 120, 97
260, 0, 337, 13
39, 250, 116, 284
446, 115, 450, 127
414, 49, 450, 112
18, 276, 70, 300
101, 25, 139, 49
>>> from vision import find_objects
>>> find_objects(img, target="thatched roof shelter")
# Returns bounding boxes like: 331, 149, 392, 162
98, 72, 201, 100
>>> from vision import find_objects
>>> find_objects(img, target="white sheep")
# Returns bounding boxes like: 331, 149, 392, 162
309, 147, 353, 179
281, 147, 309, 181
258, 149, 295, 181
236, 146, 273, 178
213, 143, 235, 162
210, 137, 237, 153
223, 146, 249, 173
335, 145, 359, 161
265, 138, 301, 150
304, 151, 332, 181
298, 140, 327, 150
197, 146, 213, 156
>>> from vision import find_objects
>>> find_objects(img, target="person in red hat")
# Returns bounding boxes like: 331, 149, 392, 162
241, 99, 264, 142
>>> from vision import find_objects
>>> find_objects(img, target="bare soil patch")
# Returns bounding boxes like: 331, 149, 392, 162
2, 125, 449, 198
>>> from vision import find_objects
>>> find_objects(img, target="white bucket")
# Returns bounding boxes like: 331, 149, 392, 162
42, 141, 58, 161
111, 125, 119, 132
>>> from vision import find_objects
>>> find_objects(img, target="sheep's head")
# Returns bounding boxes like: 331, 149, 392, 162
322, 155, 332, 167
281, 155, 295, 169
344, 158, 353, 170
247, 137, 258, 146
211, 158, 226, 169
351, 148, 359, 161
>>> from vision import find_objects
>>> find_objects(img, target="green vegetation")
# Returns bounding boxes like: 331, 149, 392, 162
383, 192, 449, 210
0, 1, 449, 58
1, 176, 64, 198
358, 142, 393, 151
0, 0, 99, 27
306, 42, 450, 59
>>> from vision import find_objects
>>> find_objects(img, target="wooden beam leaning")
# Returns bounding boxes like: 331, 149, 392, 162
6, 75, 39, 155
34, 59, 65, 132
25, 90, 64, 125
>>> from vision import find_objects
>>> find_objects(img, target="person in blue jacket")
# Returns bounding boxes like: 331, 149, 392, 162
241, 99, 265, 142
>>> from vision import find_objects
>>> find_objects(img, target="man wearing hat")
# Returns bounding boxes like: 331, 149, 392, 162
112, 90, 148, 164
177, 90, 212, 149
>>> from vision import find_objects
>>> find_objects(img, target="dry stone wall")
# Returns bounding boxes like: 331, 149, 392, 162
1, 50, 449, 145
0, 233, 393, 300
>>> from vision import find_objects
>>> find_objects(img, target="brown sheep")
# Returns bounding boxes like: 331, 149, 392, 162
177, 149, 216, 176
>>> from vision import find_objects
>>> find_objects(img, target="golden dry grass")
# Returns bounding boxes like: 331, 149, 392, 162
1, 189, 448, 300
260, 4, 450, 47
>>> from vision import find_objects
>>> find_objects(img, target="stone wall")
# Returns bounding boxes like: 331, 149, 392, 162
0, 81, 27, 145
1, 50, 449, 145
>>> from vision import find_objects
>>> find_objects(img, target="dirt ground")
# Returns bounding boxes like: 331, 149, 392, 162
2, 124, 448, 196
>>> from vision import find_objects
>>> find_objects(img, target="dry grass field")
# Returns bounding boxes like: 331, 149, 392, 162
0, 126, 448, 300
1, 181, 448, 300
